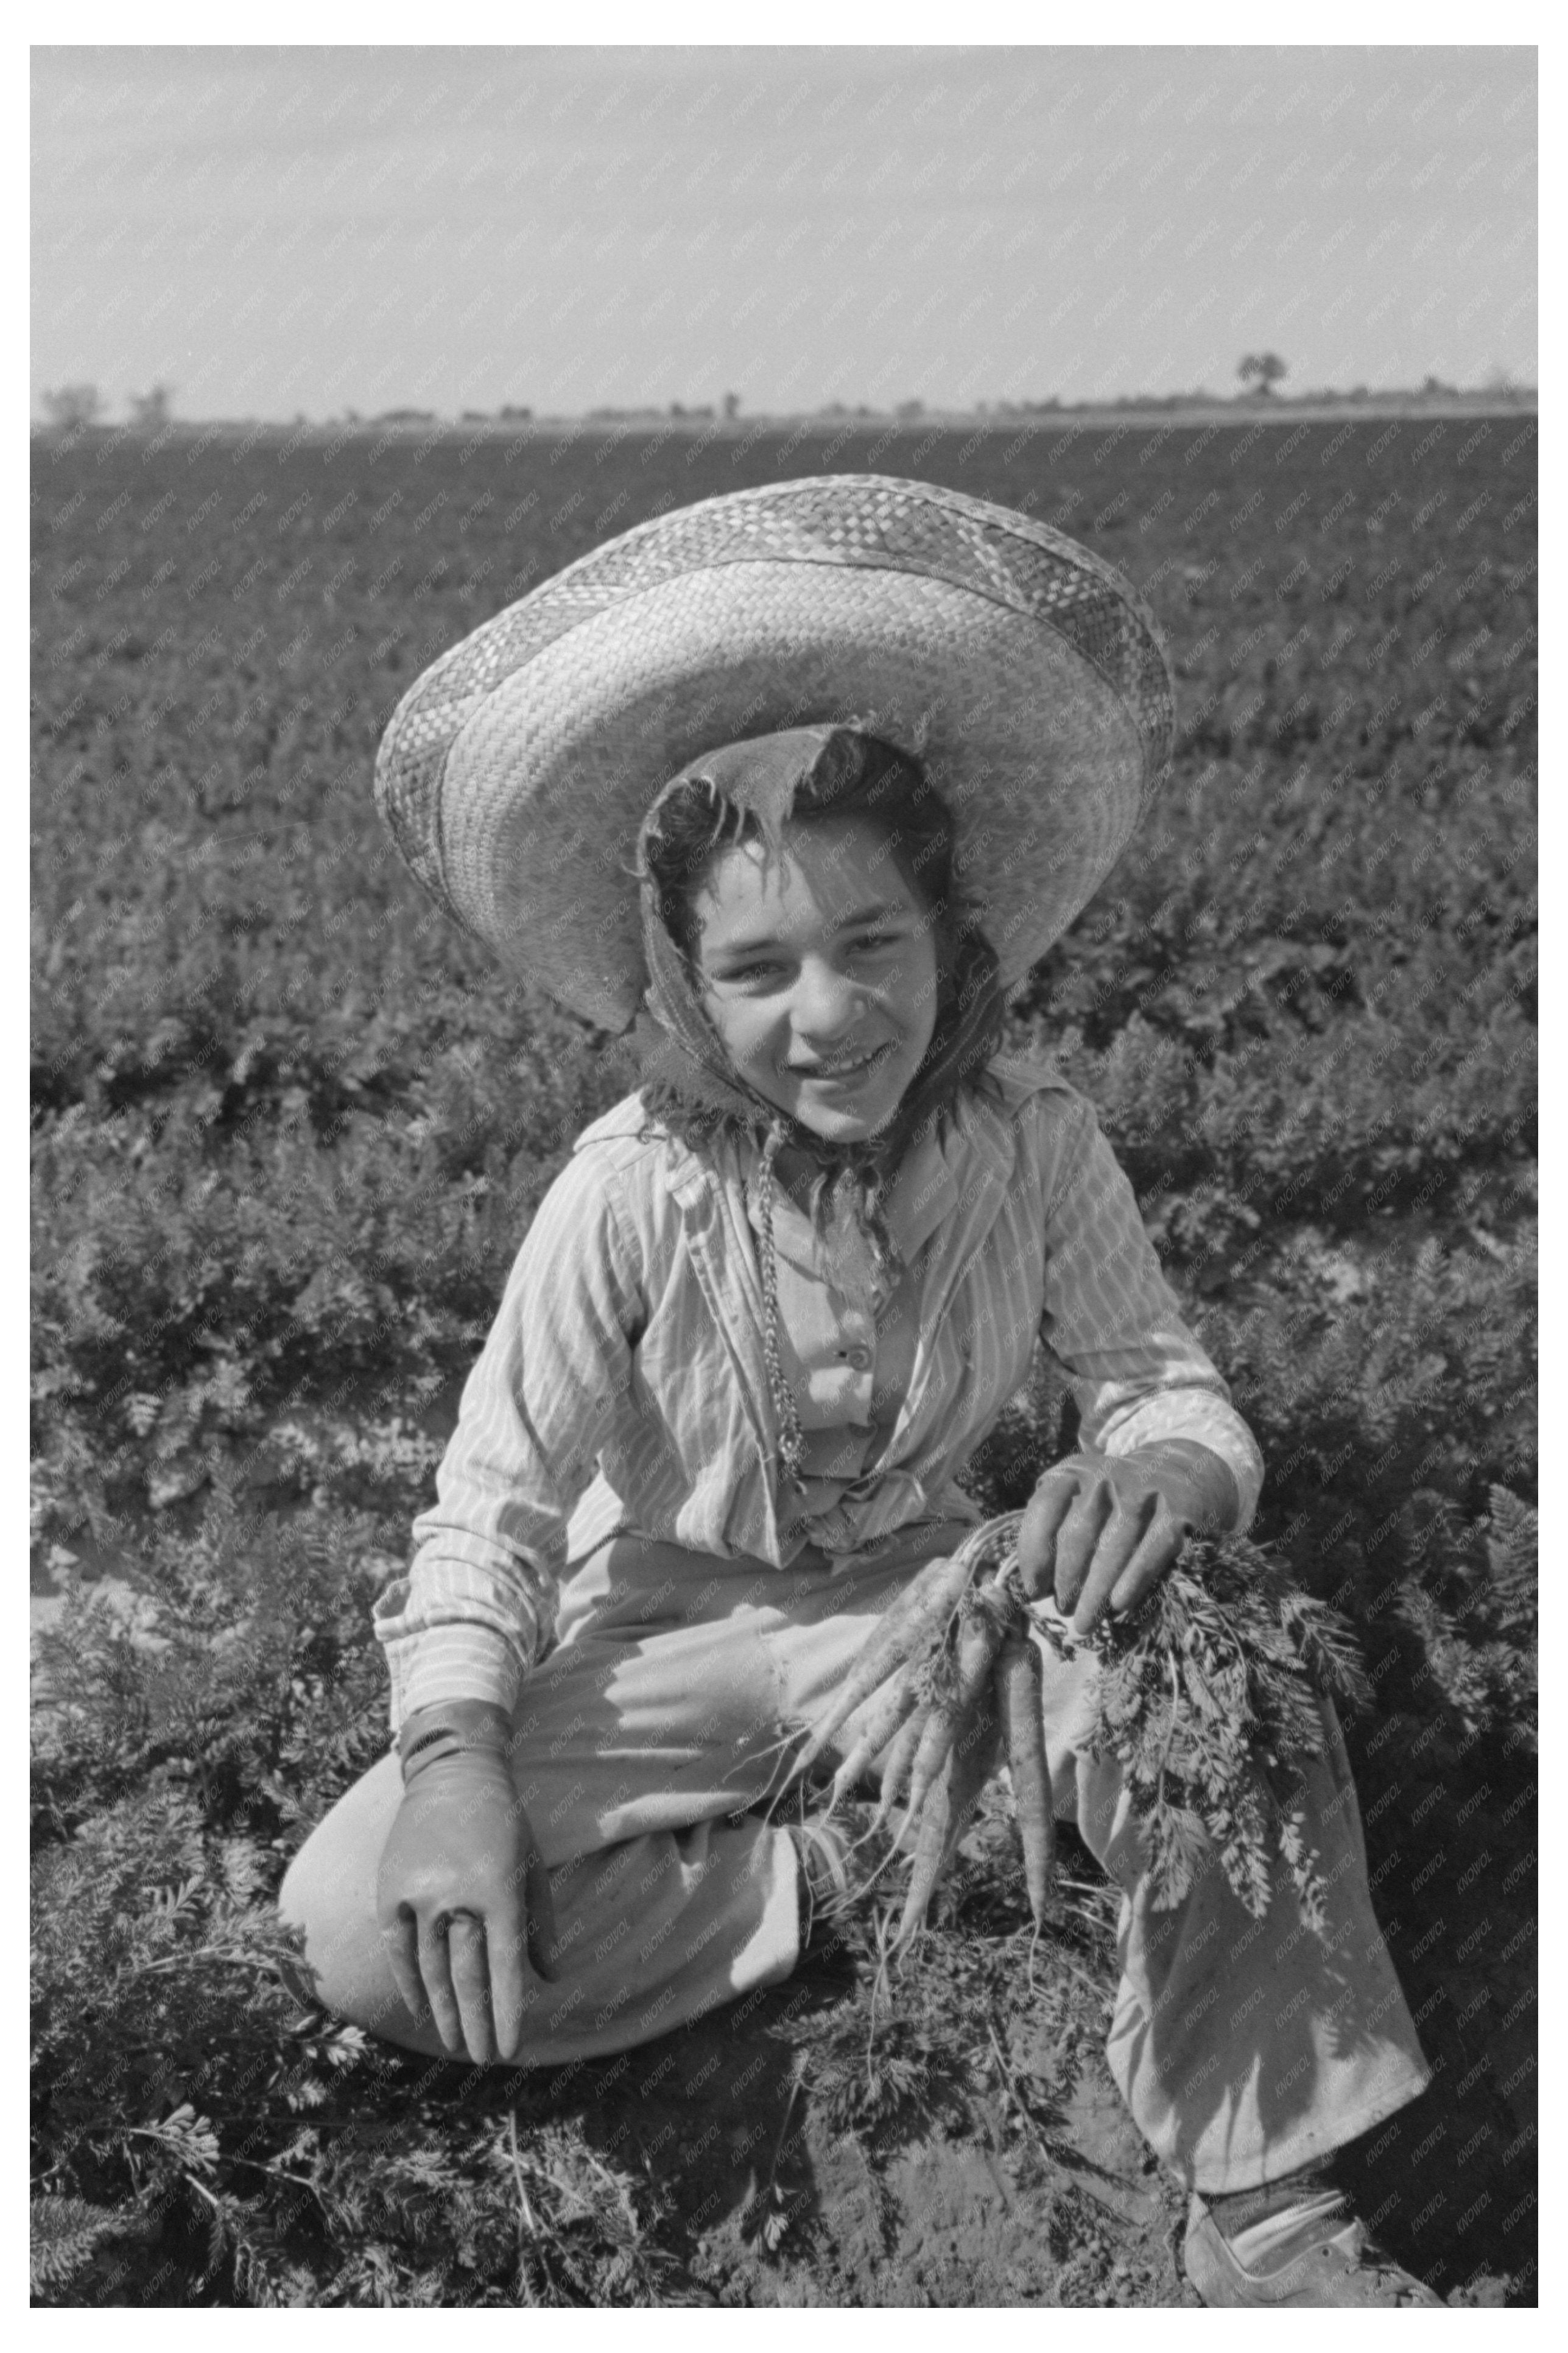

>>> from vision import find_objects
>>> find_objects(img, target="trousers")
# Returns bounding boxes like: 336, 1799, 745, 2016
279, 1520, 1430, 2193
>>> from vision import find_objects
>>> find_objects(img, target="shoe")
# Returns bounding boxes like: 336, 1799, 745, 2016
1185, 2193, 1445, 2307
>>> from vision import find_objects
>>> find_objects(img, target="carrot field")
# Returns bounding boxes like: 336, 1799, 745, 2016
30, 414, 1536, 2305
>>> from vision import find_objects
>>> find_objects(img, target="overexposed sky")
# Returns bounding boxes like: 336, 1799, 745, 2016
32, 44, 1538, 420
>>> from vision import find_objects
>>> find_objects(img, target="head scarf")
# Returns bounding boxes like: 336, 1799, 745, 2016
631, 726, 1005, 1483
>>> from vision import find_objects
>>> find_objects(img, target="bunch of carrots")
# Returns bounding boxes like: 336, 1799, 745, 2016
794, 1513, 1370, 1961
792, 1513, 1055, 1957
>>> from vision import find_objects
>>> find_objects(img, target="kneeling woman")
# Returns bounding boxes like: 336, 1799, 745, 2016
283, 478, 1436, 2306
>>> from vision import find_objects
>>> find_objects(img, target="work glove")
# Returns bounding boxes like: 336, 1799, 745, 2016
1016, 1439, 1240, 1637
376, 1698, 560, 2065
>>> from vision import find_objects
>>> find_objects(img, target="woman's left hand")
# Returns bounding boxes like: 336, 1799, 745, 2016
1015, 1441, 1239, 1635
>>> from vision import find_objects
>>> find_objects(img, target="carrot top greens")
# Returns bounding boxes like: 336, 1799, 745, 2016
1050, 1531, 1373, 1934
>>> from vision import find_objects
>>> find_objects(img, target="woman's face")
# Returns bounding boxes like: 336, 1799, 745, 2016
690, 814, 941, 1144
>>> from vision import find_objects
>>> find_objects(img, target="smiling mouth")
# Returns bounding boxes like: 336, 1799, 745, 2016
789, 1046, 890, 1082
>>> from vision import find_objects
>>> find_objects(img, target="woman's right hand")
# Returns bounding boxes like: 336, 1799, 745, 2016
376, 1708, 560, 2065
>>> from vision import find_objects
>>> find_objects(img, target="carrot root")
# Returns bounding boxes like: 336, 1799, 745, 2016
997, 1636, 1056, 1932
826, 1663, 922, 1811
891, 1683, 1002, 1956
894, 1773, 952, 1955
939, 1687, 1001, 1871
901, 1700, 960, 1836
790, 1548, 976, 1786
903, 1609, 1008, 1827
870, 1701, 929, 1836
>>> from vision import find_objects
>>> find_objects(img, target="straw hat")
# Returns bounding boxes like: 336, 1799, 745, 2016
374, 474, 1175, 1029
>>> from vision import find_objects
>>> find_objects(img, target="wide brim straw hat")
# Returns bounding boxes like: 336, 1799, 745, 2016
374, 474, 1176, 1030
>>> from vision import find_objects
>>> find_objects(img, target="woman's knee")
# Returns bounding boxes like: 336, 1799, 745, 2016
276, 1755, 426, 2046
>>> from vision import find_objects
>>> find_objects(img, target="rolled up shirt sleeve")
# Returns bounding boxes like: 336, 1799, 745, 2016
373, 1150, 644, 1731
1035, 1094, 1265, 1533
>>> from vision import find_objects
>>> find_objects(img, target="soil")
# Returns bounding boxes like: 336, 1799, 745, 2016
488, 1807, 1519, 2309
513, 1828, 1203, 2310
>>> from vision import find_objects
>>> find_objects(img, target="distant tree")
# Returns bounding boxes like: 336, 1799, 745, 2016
127, 384, 172, 431
1237, 352, 1288, 396
498, 405, 533, 422
722, 390, 740, 421
895, 398, 925, 420
40, 384, 101, 431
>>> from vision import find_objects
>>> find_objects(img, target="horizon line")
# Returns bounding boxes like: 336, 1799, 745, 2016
30, 385, 1541, 440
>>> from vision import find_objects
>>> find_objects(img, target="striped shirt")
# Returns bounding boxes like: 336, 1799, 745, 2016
374, 1056, 1265, 1726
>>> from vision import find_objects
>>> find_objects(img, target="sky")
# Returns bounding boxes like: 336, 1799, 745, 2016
31, 44, 1538, 422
